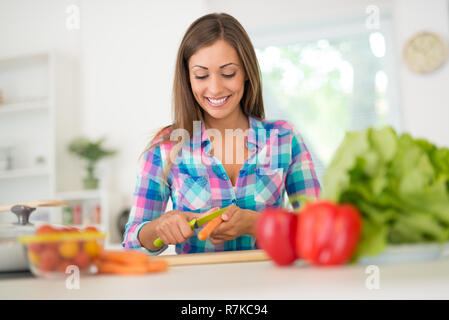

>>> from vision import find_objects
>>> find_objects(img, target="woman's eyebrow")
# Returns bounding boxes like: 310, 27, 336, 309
191, 62, 239, 70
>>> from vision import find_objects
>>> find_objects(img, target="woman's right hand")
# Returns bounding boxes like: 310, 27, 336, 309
155, 207, 218, 245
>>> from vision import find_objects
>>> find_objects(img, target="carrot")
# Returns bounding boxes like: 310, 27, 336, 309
198, 216, 223, 241
98, 250, 149, 265
146, 259, 169, 273
94, 249, 169, 275
96, 260, 149, 275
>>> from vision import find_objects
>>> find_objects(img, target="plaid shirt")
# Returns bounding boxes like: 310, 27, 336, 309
122, 116, 321, 254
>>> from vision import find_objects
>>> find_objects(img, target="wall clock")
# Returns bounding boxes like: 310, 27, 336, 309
403, 31, 448, 73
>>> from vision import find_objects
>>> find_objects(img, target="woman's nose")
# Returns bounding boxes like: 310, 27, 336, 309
208, 74, 224, 96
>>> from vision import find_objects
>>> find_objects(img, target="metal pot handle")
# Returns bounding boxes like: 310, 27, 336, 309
11, 205, 36, 226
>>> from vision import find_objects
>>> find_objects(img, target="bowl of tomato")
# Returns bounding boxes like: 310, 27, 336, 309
19, 224, 106, 278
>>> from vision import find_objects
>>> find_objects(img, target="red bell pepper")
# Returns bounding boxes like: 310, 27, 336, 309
256, 207, 297, 266
296, 201, 362, 265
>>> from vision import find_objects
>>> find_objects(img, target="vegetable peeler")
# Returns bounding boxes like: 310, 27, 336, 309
153, 206, 229, 247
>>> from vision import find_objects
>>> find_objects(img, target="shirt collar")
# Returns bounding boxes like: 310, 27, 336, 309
196, 116, 266, 153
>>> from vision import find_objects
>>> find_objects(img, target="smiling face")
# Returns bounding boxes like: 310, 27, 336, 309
188, 39, 247, 123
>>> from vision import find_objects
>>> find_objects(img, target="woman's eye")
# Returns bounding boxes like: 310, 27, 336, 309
222, 72, 236, 78
194, 72, 236, 80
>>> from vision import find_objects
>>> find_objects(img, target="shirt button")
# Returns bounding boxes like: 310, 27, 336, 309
222, 174, 228, 180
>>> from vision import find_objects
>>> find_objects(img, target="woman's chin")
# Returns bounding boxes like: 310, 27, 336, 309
202, 103, 243, 121
203, 106, 232, 120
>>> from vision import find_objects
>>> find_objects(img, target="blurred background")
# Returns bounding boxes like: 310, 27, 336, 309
0, 0, 448, 245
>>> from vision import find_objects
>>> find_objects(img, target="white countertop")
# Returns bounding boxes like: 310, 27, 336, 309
1, 256, 449, 299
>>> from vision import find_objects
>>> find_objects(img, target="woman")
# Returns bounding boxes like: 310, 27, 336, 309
122, 13, 321, 255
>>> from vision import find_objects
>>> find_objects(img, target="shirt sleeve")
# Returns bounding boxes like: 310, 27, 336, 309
122, 142, 171, 253
285, 127, 321, 210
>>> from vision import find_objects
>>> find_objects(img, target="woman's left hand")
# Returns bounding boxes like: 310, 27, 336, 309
209, 205, 260, 245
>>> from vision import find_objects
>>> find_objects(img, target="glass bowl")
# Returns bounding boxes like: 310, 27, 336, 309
19, 225, 106, 278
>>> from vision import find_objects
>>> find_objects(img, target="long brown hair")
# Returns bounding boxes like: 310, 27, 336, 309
143, 13, 265, 184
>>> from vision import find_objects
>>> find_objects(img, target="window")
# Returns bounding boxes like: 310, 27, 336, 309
254, 19, 400, 183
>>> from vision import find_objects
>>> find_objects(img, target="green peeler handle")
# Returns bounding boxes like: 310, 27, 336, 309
153, 218, 197, 247
153, 237, 164, 248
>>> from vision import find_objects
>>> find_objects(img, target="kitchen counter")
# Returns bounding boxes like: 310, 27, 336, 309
1, 256, 449, 299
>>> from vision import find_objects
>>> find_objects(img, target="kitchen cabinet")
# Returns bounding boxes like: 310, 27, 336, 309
0, 51, 112, 237
0, 52, 56, 224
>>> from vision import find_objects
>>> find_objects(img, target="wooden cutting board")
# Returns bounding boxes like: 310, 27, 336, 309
152, 249, 270, 266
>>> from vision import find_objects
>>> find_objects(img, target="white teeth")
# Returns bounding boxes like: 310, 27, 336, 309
207, 96, 229, 104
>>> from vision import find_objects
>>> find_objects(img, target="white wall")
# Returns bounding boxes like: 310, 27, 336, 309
392, 0, 449, 148
207, 0, 393, 32
0, 0, 81, 56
